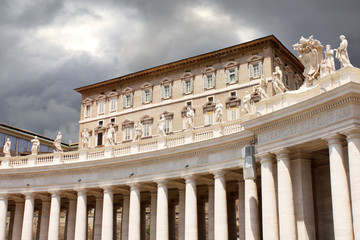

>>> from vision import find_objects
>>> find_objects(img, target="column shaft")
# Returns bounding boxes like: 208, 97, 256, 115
238, 182, 245, 240
67, 198, 77, 240
327, 135, 354, 239
227, 195, 237, 240
169, 204, 176, 240
74, 190, 87, 240
129, 185, 141, 240
21, 194, 35, 240
121, 195, 130, 240
48, 192, 61, 240
156, 181, 169, 240
214, 172, 228, 240
12, 201, 24, 240
185, 177, 197, 240
208, 186, 214, 240
244, 179, 260, 240
259, 154, 279, 240
0, 195, 8, 240
345, 130, 360, 239
197, 201, 206, 240
38, 200, 50, 240
93, 197, 103, 240
101, 188, 114, 240
276, 149, 297, 240
150, 193, 157, 240
178, 189, 185, 240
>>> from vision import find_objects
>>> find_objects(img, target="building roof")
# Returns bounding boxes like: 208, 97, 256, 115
75, 35, 303, 94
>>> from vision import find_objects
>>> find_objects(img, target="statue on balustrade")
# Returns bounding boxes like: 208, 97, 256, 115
243, 91, 252, 115
53, 132, 63, 152
106, 125, 116, 146
253, 77, 269, 101
134, 121, 143, 141
31, 136, 40, 155
336, 35, 352, 68
185, 107, 195, 130
272, 66, 286, 95
323, 45, 336, 76
3, 138, 11, 157
157, 114, 166, 136
81, 129, 90, 149
215, 100, 223, 123
293, 35, 323, 87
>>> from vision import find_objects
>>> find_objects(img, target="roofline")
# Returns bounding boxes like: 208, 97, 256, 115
75, 35, 303, 93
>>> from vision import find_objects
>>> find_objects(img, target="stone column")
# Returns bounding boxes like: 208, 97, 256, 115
21, 193, 35, 240
129, 184, 141, 240
169, 203, 176, 240
258, 152, 279, 240
150, 192, 157, 240
67, 197, 77, 240
325, 134, 354, 239
238, 182, 245, 240
213, 171, 228, 240
48, 191, 61, 240
178, 189, 185, 240
344, 128, 360, 240
74, 190, 87, 240
12, 200, 24, 240
208, 186, 214, 240
101, 187, 114, 240
184, 176, 197, 240
243, 168, 260, 240
38, 199, 50, 240
0, 195, 8, 240
291, 152, 315, 240
274, 148, 296, 240
93, 196, 103, 240
156, 180, 169, 240
121, 195, 130, 240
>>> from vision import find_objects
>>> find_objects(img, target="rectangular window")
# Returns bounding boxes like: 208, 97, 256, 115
85, 105, 91, 117
97, 133, 103, 146
164, 86, 170, 98
110, 118, 115, 123
98, 101, 105, 114
126, 95, 132, 107
229, 69, 236, 83
124, 128, 131, 141
285, 75, 290, 87
145, 90, 151, 103
295, 81, 299, 90
185, 81, 192, 93
206, 111, 214, 125
99, 121, 103, 126
253, 63, 260, 78
230, 106, 237, 120
165, 119, 171, 133
230, 91, 236, 97
207, 75, 214, 88
143, 123, 151, 137
110, 98, 117, 112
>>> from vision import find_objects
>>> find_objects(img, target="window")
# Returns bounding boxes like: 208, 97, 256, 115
82, 97, 94, 118
125, 95, 132, 108
160, 78, 173, 99
124, 127, 132, 141
98, 101, 105, 114
97, 132, 103, 146
160, 111, 174, 134
206, 111, 214, 125
110, 98, 117, 112
230, 91, 236, 97
224, 61, 239, 84
122, 87, 134, 108
253, 63, 261, 78
226, 96, 241, 121
142, 89, 152, 103
99, 121, 103, 126
140, 115, 153, 138
294, 81, 299, 90
164, 119, 171, 133
110, 118, 115, 123
85, 105, 91, 117
122, 120, 134, 141
184, 80, 192, 94
164, 86, 171, 98
186, 101, 192, 106
7, 135, 17, 151
203, 67, 216, 89
230, 106, 238, 120
202, 102, 216, 126
247, 55, 263, 79
208, 96, 214, 102
143, 123, 151, 137
181, 73, 194, 94
0, 133, 5, 148
285, 74, 290, 88
40, 145, 49, 153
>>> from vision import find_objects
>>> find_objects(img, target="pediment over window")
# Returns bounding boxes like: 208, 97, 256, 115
121, 87, 134, 95
202, 67, 216, 74
140, 115, 153, 124
160, 111, 174, 119
121, 119, 134, 129
181, 106, 195, 118
160, 78, 173, 85
95, 94, 106, 102
224, 61, 240, 69
202, 102, 216, 113
82, 97, 94, 105
107, 91, 119, 99
247, 55, 264, 64
181, 72, 195, 80
94, 125, 106, 134
140, 82, 154, 90
225, 96, 241, 108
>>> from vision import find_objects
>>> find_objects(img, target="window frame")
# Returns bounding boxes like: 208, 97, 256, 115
224, 61, 240, 85
181, 72, 195, 95
122, 87, 134, 109
247, 55, 264, 80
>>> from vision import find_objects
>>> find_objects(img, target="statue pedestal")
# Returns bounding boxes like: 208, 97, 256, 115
28, 156, 36, 167
104, 146, 114, 158
158, 138, 166, 149
53, 152, 62, 164
213, 124, 223, 138
1, 158, 10, 169
131, 144, 139, 154
79, 149, 88, 161
184, 131, 193, 144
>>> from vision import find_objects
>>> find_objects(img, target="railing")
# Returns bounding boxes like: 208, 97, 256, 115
0, 119, 245, 169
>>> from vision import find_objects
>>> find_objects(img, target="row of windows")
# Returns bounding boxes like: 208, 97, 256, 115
85, 63, 263, 118
0, 133, 55, 154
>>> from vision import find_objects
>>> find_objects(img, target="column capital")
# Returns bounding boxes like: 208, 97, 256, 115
74, 188, 87, 196
154, 179, 168, 187
22, 192, 34, 199
48, 190, 61, 197
341, 126, 360, 139
0, 194, 8, 201
101, 185, 114, 193
211, 169, 226, 179
128, 183, 140, 191
255, 152, 274, 163
183, 175, 197, 184
323, 133, 345, 145
272, 148, 290, 160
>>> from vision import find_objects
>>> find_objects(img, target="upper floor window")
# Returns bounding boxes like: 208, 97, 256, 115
122, 87, 134, 109
122, 120, 134, 141
224, 61, 240, 84
160, 78, 173, 99
181, 72, 194, 94
85, 105, 91, 118
82, 97, 94, 118
141, 82, 154, 104
160, 111, 174, 134
203, 67, 216, 89
247, 55, 263, 79
202, 101, 216, 126
285, 74, 290, 88
107, 91, 119, 112
140, 115, 153, 138
110, 98, 117, 112
98, 101, 105, 114
226, 96, 241, 121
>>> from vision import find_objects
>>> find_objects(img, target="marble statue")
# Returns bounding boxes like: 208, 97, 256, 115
53, 132, 63, 152
134, 121, 143, 141
255, 77, 269, 100
81, 129, 90, 149
214, 100, 223, 123
3, 138, 11, 157
31, 136, 40, 155
293, 35, 323, 86
243, 91, 252, 115
324, 45, 336, 75
106, 125, 116, 146
336, 35, 352, 68
272, 66, 286, 94
157, 114, 166, 136
185, 107, 194, 130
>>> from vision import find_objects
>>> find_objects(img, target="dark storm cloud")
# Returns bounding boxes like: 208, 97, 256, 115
0, 0, 359, 143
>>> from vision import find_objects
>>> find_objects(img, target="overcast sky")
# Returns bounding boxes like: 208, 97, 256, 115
0, 0, 359, 143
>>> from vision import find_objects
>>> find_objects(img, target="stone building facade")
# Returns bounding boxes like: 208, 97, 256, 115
0, 35, 359, 240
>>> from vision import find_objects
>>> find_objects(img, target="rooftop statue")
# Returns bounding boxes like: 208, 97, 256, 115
3, 138, 11, 157
255, 76, 269, 100
53, 132, 63, 152
293, 35, 323, 87
321, 45, 336, 77
214, 100, 223, 123
31, 136, 40, 155
81, 129, 90, 149
336, 35, 352, 68
272, 66, 286, 94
